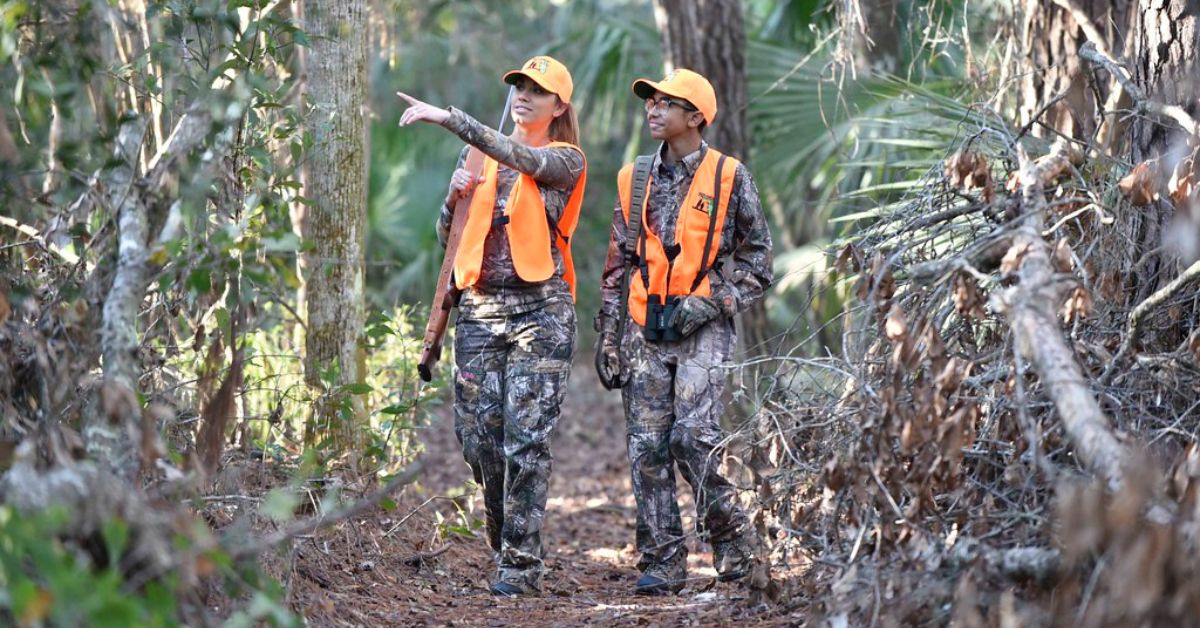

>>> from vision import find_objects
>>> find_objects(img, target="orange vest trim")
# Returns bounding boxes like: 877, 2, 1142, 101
454, 141, 587, 300
618, 149, 738, 326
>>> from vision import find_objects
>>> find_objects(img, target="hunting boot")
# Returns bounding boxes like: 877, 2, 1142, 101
489, 561, 544, 597
489, 573, 540, 598
635, 560, 687, 595
712, 534, 754, 582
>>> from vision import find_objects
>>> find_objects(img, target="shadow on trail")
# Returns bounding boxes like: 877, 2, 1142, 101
287, 356, 776, 626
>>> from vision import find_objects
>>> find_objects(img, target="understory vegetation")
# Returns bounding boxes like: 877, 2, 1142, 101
2, 0, 1198, 625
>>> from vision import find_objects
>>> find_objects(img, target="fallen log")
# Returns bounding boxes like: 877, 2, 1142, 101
991, 142, 1171, 522
945, 537, 1061, 584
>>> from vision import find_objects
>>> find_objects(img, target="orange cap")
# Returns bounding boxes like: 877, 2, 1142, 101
503, 55, 574, 104
632, 69, 717, 125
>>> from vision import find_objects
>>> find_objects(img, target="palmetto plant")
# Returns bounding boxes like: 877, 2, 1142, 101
743, 0, 1016, 350
366, 0, 1014, 350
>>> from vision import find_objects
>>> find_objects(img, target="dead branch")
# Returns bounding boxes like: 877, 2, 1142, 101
402, 543, 450, 567
992, 142, 1140, 499
946, 538, 1061, 584
1079, 41, 1200, 137
1102, 259, 1200, 383
228, 459, 424, 559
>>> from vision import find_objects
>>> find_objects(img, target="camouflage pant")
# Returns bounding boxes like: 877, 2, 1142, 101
620, 316, 749, 575
452, 292, 575, 591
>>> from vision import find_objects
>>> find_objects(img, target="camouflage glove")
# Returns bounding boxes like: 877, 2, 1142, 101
669, 295, 721, 339
593, 314, 627, 390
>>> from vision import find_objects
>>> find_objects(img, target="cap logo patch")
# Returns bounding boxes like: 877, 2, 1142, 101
527, 58, 550, 74
664, 69, 679, 82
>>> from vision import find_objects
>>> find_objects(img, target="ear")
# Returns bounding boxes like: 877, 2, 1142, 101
687, 112, 704, 129
553, 98, 569, 118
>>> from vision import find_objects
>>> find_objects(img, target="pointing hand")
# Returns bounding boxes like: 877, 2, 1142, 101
397, 91, 451, 126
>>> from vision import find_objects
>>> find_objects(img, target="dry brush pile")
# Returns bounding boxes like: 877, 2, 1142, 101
741, 46, 1200, 626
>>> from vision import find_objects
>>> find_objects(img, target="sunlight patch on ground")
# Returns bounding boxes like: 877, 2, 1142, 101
584, 547, 625, 565
689, 564, 718, 578
582, 592, 729, 616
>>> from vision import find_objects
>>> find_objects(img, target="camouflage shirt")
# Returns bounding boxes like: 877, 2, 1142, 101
436, 108, 584, 312
599, 141, 774, 321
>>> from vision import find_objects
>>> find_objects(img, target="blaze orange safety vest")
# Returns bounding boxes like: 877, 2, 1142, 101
454, 142, 587, 300
618, 149, 738, 326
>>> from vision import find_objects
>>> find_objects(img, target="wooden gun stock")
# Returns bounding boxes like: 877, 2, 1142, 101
417, 146, 484, 382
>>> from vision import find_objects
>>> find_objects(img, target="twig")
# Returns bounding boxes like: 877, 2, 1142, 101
1016, 91, 1069, 141
1042, 203, 1113, 235
382, 494, 467, 537
1102, 259, 1200, 383
229, 459, 424, 559
1050, 0, 1113, 59
402, 543, 450, 567
869, 466, 908, 526
183, 494, 262, 505
1079, 41, 1200, 136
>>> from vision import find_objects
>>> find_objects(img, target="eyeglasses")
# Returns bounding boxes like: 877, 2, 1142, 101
644, 96, 699, 113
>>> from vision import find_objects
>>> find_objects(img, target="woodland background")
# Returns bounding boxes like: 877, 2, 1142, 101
1, 0, 1199, 625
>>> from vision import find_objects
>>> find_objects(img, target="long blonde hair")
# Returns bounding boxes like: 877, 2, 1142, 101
549, 100, 580, 146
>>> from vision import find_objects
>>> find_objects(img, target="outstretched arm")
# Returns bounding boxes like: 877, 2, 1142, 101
397, 91, 582, 190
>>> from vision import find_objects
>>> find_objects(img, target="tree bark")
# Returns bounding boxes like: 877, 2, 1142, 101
652, 0, 771, 355
1022, 0, 1200, 352
1124, 1, 1200, 306
1129, 0, 1200, 163
301, 0, 369, 447
90, 120, 147, 481
652, 0, 749, 161
1019, 0, 1136, 143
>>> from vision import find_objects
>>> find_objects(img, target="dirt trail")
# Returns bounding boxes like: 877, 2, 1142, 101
286, 357, 789, 626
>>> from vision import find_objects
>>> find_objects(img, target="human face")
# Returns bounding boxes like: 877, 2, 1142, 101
509, 76, 566, 129
644, 90, 704, 140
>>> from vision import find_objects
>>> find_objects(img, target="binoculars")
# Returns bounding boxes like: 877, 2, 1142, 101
644, 294, 683, 342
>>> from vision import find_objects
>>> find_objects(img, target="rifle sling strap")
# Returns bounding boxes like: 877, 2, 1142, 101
614, 156, 654, 357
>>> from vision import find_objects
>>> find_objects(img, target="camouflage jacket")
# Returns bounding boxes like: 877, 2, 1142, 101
436, 107, 585, 312
599, 141, 774, 322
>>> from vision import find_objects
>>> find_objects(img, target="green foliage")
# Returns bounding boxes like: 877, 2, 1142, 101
368, 0, 661, 326
0, 507, 165, 627
0, 0, 436, 622
0, 503, 302, 627
743, 0, 1016, 351
432, 482, 484, 541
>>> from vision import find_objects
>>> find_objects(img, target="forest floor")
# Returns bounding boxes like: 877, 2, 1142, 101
272, 356, 804, 627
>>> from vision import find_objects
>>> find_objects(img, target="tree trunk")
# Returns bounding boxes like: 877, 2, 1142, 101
652, 0, 771, 355
301, 0, 369, 449
1125, 1, 1200, 308
1023, 0, 1200, 352
860, 0, 902, 75
1019, 0, 1136, 143
652, 0, 749, 161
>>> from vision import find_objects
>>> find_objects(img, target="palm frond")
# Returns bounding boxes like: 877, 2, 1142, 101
747, 37, 1015, 247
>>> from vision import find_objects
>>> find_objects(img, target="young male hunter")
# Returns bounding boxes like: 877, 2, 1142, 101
594, 69, 773, 595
